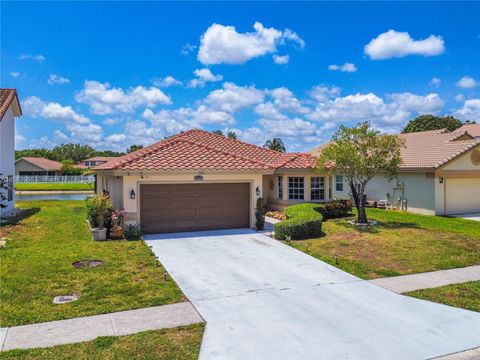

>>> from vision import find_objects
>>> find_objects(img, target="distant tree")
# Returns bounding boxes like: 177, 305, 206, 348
212, 130, 224, 136
15, 148, 50, 160
402, 115, 463, 133
59, 160, 83, 175
264, 138, 286, 153
95, 150, 125, 157
318, 122, 404, 224
50, 144, 96, 163
126, 144, 144, 153
227, 131, 237, 139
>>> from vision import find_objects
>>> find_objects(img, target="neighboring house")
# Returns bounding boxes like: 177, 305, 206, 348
0, 89, 22, 216
309, 127, 480, 216
94, 129, 320, 233
15, 157, 62, 176
77, 157, 118, 168
457, 124, 480, 139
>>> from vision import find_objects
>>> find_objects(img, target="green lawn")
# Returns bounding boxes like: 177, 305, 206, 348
0, 324, 204, 360
406, 281, 480, 313
15, 183, 94, 191
289, 208, 480, 279
0, 200, 183, 327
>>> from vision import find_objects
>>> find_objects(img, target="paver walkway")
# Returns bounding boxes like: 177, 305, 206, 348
369, 265, 480, 293
0, 302, 203, 351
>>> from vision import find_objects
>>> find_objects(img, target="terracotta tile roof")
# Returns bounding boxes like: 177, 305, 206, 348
458, 124, 480, 137
17, 157, 62, 171
94, 129, 317, 171
309, 128, 480, 170
82, 156, 118, 162
0, 89, 22, 121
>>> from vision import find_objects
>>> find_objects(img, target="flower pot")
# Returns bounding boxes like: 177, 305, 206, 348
92, 228, 107, 241
110, 226, 124, 240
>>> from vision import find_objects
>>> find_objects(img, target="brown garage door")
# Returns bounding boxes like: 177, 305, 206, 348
140, 183, 250, 234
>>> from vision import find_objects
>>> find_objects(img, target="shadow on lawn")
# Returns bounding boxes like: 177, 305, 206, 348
0, 207, 41, 227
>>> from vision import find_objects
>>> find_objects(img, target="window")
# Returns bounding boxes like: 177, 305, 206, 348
278, 176, 283, 199
335, 175, 344, 192
7, 176, 13, 202
311, 177, 325, 201
288, 177, 304, 200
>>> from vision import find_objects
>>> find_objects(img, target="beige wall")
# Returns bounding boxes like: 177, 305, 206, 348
267, 172, 331, 211
101, 172, 265, 228
96, 175, 123, 210
441, 145, 480, 171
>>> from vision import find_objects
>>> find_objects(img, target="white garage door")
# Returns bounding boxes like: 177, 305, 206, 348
445, 178, 480, 215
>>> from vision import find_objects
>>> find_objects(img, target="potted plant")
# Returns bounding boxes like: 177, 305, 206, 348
88, 195, 112, 241
110, 209, 125, 239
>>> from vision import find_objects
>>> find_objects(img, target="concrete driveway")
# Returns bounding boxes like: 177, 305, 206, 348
145, 229, 480, 360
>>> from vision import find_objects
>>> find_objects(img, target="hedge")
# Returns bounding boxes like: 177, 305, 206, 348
274, 203, 323, 240
317, 199, 352, 219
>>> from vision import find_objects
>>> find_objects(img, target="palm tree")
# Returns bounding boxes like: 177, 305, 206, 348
264, 138, 286, 152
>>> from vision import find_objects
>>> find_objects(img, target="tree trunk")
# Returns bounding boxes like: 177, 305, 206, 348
349, 182, 368, 224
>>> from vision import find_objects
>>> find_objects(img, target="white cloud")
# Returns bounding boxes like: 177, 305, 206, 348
15, 132, 26, 143
66, 123, 103, 143
17, 54, 45, 62
328, 63, 357, 73
188, 68, 223, 88
103, 118, 120, 125
308, 89, 444, 127
205, 82, 264, 113
53, 130, 69, 142
143, 106, 234, 129
105, 133, 127, 143
272, 54, 289, 65
429, 77, 441, 87
455, 94, 464, 102
454, 99, 480, 121
153, 76, 182, 88
267, 87, 310, 114
197, 22, 304, 65
75, 80, 172, 115
456, 76, 477, 89
364, 30, 445, 60
48, 74, 70, 85
24, 96, 90, 124
309, 85, 341, 102
10, 72, 20, 78
181, 42, 197, 56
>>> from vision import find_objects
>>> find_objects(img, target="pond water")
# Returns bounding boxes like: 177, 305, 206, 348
16, 193, 93, 201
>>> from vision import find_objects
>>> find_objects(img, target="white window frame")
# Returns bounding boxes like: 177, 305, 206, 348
311, 177, 325, 201
277, 176, 283, 199
335, 175, 344, 192
288, 177, 304, 200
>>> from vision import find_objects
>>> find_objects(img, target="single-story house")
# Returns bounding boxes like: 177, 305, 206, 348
77, 156, 118, 168
15, 157, 62, 176
0, 89, 22, 216
310, 126, 480, 216
94, 129, 323, 233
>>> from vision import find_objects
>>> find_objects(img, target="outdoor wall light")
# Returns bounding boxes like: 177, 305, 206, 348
439, 177, 444, 184
194, 175, 204, 181
130, 189, 136, 199
256, 186, 260, 196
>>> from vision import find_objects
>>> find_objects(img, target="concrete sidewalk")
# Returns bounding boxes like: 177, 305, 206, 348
369, 265, 480, 293
1, 302, 203, 351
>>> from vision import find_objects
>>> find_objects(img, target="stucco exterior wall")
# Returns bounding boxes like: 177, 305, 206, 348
267, 172, 331, 211
0, 107, 16, 215
100, 172, 265, 229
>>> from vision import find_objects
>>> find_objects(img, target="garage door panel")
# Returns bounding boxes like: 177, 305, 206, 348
140, 183, 250, 233
445, 178, 480, 215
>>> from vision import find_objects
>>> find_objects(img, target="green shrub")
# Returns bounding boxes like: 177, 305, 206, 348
124, 224, 143, 240
85, 195, 113, 229
274, 203, 323, 240
318, 199, 353, 219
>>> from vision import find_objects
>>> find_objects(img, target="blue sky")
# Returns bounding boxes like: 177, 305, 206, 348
2, 1, 480, 152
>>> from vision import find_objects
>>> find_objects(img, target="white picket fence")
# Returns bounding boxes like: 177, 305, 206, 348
14, 175, 95, 184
